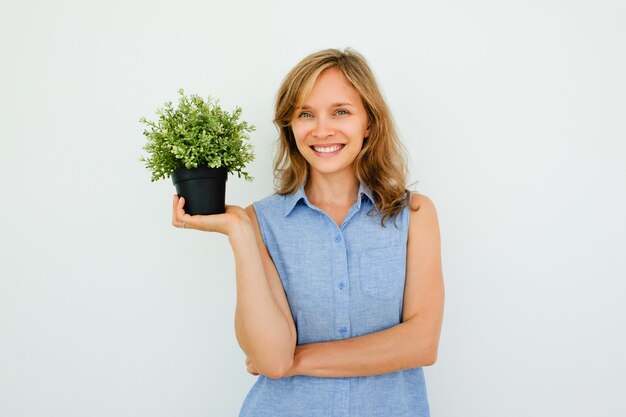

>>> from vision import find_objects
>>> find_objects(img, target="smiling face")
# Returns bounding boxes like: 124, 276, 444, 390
290, 66, 370, 180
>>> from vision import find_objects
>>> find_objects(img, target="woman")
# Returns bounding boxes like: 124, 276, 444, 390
172, 48, 444, 417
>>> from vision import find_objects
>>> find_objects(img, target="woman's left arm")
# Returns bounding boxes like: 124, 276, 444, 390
282, 193, 445, 378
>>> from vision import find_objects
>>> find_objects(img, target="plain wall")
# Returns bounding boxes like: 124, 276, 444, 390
1, 0, 625, 416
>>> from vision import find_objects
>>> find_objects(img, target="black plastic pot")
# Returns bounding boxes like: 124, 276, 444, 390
171, 166, 228, 215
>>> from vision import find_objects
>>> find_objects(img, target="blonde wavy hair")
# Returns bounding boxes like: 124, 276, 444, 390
272, 48, 420, 227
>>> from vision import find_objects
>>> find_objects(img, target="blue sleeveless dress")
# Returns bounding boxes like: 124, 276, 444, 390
238, 182, 430, 417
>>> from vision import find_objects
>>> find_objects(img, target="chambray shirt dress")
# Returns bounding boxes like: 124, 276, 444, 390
238, 182, 430, 417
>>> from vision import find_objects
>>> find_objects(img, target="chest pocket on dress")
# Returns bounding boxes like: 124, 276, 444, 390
358, 245, 406, 299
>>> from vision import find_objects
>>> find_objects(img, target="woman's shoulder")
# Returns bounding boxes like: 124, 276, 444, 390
408, 191, 436, 211
407, 191, 440, 232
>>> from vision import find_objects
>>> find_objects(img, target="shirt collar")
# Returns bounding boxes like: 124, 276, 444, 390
284, 181, 375, 217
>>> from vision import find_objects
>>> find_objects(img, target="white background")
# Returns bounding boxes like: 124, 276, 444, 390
1, 1, 625, 416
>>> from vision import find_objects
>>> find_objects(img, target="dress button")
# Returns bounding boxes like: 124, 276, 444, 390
339, 282, 345, 289
334, 235, 342, 242
338, 327, 347, 335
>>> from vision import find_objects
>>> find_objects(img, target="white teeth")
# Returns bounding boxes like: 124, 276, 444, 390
313, 144, 344, 153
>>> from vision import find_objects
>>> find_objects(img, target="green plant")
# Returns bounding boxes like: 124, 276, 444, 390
140, 88, 255, 182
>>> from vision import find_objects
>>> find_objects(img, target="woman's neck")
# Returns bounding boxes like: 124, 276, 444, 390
304, 172, 360, 207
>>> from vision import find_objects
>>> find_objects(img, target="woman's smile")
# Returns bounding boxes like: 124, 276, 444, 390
310, 143, 346, 156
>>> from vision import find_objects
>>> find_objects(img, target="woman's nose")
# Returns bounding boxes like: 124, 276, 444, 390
312, 115, 335, 138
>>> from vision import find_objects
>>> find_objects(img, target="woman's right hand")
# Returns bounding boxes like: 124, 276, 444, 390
172, 194, 251, 236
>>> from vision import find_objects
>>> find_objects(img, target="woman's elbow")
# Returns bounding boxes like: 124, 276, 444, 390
424, 350, 438, 366
415, 342, 439, 367
261, 357, 293, 379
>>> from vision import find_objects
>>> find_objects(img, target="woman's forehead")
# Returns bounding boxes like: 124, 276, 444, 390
298, 67, 362, 108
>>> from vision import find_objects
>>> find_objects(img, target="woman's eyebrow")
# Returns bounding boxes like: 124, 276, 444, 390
300, 102, 355, 110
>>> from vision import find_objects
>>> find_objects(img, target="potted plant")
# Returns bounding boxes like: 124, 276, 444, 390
139, 88, 255, 215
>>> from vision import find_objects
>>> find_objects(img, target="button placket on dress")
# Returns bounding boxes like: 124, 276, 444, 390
328, 213, 353, 417
331, 222, 350, 341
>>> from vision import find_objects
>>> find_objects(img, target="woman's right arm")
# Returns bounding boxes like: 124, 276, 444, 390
171, 195, 296, 379
230, 205, 297, 379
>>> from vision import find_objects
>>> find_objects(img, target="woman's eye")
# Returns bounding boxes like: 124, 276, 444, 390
336, 109, 349, 115
298, 112, 312, 118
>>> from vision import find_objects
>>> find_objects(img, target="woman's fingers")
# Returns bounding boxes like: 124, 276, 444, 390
173, 195, 200, 231
171, 195, 239, 234
172, 195, 189, 228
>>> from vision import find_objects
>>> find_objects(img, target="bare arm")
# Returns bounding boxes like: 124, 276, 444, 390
231, 206, 297, 379
171, 195, 296, 379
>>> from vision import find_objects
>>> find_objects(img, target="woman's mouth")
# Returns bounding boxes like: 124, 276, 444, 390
310, 144, 345, 156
